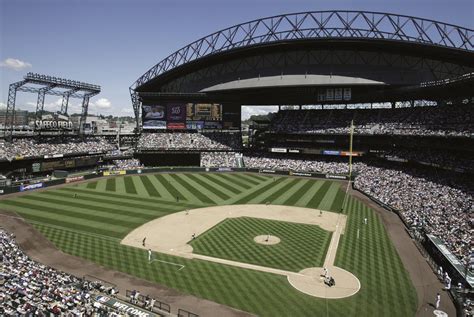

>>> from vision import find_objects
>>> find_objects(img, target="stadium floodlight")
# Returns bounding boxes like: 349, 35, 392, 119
5, 73, 101, 140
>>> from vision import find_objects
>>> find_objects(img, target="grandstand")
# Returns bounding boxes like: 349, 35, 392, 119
1, 9, 473, 317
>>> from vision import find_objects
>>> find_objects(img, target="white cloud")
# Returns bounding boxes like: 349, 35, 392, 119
120, 107, 133, 114
44, 99, 63, 110
241, 106, 278, 120
0, 102, 6, 109
92, 98, 112, 109
0, 58, 32, 71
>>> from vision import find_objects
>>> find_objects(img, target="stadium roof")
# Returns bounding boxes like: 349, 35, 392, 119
129, 10, 474, 126
132, 10, 473, 91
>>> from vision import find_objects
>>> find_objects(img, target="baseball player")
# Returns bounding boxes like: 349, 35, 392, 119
435, 293, 440, 309
148, 249, 152, 262
445, 275, 451, 290
364, 217, 368, 225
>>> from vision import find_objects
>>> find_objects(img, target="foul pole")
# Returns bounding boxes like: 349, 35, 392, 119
341, 120, 354, 212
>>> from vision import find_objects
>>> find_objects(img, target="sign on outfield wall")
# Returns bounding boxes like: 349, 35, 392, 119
270, 148, 287, 153
19, 183, 44, 191
65, 176, 84, 183
289, 171, 312, 177
103, 170, 126, 176
325, 174, 347, 180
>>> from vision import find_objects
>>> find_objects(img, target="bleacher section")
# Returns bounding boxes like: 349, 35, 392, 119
270, 104, 474, 137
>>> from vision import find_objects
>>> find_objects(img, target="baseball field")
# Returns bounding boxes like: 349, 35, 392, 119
0, 172, 418, 316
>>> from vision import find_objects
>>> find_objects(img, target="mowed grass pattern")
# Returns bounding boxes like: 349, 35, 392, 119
0, 173, 417, 317
190, 217, 332, 272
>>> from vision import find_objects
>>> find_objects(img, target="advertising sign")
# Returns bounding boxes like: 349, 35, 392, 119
323, 150, 340, 155
204, 121, 222, 129
32, 163, 41, 173
35, 120, 73, 130
103, 171, 126, 176
186, 121, 205, 130
217, 167, 233, 172
289, 171, 312, 177
20, 183, 44, 192
65, 176, 85, 183
260, 169, 276, 173
325, 174, 347, 180
167, 122, 186, 129
271, 148, 287, 153
94, 295, 157, 317
166, 104, 186, 129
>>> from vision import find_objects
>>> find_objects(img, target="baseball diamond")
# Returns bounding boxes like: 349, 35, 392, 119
0, 173, 417, 316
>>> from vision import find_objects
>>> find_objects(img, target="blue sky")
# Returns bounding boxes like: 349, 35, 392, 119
1, 0, 473, 118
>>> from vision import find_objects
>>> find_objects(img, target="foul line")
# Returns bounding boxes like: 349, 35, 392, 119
149, 258, 185, 271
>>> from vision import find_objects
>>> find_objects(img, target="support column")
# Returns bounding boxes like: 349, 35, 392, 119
5, 80, 27, 141
79, 91, 99, 135
130, 89, 141, 132
60, 88, 80, 115
34, 84, 56, 132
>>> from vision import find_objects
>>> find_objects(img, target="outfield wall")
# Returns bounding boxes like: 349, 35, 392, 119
0, 167, 350, 196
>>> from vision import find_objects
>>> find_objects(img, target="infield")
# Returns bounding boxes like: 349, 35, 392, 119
121, 204, 360, 298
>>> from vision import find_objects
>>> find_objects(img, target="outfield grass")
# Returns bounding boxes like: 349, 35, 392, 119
0, 173, 418, 316
190, 216, 332, 272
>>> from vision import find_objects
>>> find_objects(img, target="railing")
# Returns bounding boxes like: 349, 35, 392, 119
177, 308, 199, 317
125, 289, 171, 314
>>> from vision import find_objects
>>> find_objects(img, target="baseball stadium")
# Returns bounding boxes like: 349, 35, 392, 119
1, 8, 473, 317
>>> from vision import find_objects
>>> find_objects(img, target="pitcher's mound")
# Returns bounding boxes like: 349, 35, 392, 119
254, 235, 280, 245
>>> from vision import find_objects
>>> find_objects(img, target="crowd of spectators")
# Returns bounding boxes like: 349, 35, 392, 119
200, 152, 239, 168
137, 132, 242, 151
379, 148, 474, 172
0, 229, 121, 316
354, 164, 473, 268
270, 104, 474, 137
243, 154, 350, 174
109, 159, 144, 171
0, 137, 116, 160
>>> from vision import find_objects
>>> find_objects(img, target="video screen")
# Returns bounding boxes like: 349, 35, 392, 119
143, 105, 166, 129
186, 103, 222, 121
142, 103, 240, 130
